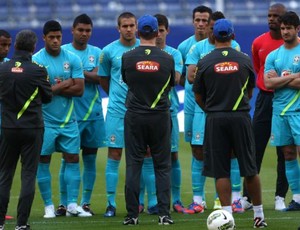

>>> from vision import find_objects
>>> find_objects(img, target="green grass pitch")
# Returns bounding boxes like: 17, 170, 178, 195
5, 134, 299, 229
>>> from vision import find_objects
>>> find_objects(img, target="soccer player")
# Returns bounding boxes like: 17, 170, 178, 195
55, 13, 106, 216
0, 29, 52, 230
122, 14, 175, 225
193, 18, 267, 228
0, 30, 11, 63
242, 3, 288, 211
264, 11, 300, 212
98, 12, 140, 217
177, 5, 212, 214
0, 29, 14, 221
33, 20, 91, 218
138, 13, 184, 213
186, 11, 243, 213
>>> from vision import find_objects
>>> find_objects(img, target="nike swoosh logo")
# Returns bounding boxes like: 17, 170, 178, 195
275, 59, 280, 62
116, 56, 122, 59
222, 212, 227, 220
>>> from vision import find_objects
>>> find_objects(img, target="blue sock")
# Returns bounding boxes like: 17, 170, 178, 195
230, 158, 241, 192
81, 154, 97, 205
139, 171, 145, 205
65, 162, 81, 205
171, 159, 181, 204
37, 162, 52, 206
143, 157, 157, 208
191, 157, 206, 198
285, 159, 300, 194
105, 158, 120, 207
59, 159, 67, 206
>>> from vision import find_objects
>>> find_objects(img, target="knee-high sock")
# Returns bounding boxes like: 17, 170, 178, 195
171, 159, 181, 204
105, 158, 120, 207
191, 157, 206, 200
139, 170, 145, 205
59, 159, 67, 206
231, 158, 241, 201
285, 159, 300, 195
37, 162, 52, 206
143, 157, 157, 208
65, 162, 81, 205
81, 154, 97, 205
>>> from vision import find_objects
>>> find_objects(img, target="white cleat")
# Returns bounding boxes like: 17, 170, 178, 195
67, 205, 92, 217
44, 205, 56, 218
275, 196, 286, 211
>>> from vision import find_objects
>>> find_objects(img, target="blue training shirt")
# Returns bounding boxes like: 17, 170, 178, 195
98, 39, 140, 118
33, 48, 84, 127
62, 43, 104, 121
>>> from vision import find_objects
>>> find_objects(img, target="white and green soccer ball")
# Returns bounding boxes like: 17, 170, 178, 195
207, 209, 236, 230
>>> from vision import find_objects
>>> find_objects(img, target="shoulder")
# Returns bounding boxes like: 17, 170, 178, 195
252, 32, 269, 45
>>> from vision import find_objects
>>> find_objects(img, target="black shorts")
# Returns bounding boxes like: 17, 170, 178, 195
203, 111, 257, 179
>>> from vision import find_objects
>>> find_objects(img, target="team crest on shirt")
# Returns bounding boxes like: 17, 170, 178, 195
110, 135, 116, 144
63, 62, 70, 72
136, 61, 160, 72
89, 55, 95, 63
214, 62, 239, 74
293, 55, 300, 64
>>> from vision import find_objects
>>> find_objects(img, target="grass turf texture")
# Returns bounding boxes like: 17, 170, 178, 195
5, 133, 299, 229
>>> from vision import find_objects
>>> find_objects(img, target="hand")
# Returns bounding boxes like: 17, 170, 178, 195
267, 70, 278, 79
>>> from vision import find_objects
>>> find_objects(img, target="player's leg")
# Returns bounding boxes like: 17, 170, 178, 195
104, 115, 124, 217
37, 127, 56, 218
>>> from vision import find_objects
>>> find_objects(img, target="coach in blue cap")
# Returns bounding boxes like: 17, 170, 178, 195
193, 18, 267, 228
121, 14, 175, 225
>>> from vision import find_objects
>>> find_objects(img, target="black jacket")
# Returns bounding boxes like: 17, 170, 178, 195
0, 50, 52, 128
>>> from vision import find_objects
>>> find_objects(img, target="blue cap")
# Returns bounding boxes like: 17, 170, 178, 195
138, 15, 158, 33
213, 19, 234, 40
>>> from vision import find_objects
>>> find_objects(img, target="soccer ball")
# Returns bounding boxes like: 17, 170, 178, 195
207, 210, 235, 230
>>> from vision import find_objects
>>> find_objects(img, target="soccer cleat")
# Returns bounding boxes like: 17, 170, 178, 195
15, 224, 30, 230
123, 216, 139, 225
5, 215, 13, 220
240, 196, 253, 211
55, 205, 66, 217
43, 205, 56, 218
282, 200, 300, 211
213, 197, 222, 210
67, 205, 92, 217
253, 217, 267, 228
183, 202, 204, 214
158, 215, 174, 225
275, 196, 286, 211
82, 203, 95, 215
147, 204, 158, 215
232, 199, 245, 213
173, 200, 185, 213
138, 204, 144, 214
104, 203, 116, 217
0, 225, 4, 230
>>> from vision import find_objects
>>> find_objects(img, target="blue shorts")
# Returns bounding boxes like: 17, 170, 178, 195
78, 119, 107, 148
41, 122, 80, 155
191, 112, 206, 145
271, 114, 300, 146
184, 113, 193, 142
105, 113, 124, 148
171, 114, 179, 153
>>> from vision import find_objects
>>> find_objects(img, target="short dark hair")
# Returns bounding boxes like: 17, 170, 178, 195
278, 11, 300, 28
73, 13, 93, 27
117, 12, 136, 26
43, 20, 62, 35
192, 5, 213, 20
154, 14, 169, 30
14, 30, 37, 53
0, 30, 11, 38
211, 11, 225, 21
